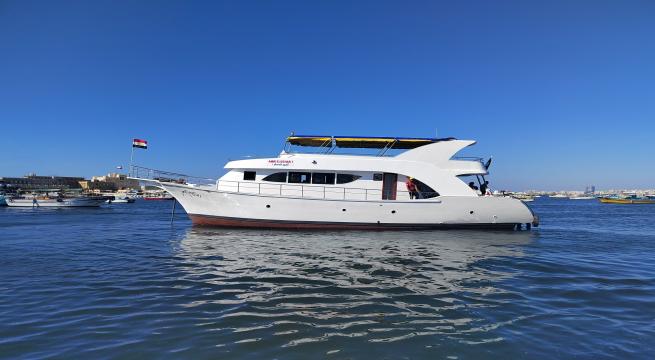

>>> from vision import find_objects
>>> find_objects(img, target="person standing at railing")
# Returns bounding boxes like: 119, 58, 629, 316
406, 177, 419, 200
480, 181, 491, 196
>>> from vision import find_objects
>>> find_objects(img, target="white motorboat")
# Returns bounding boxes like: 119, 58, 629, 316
569, 196, 595, 200
143, 191, 174, 201
6, 195, 108, 207
549, 194, 568, 198
106, 195, 136, 204
131, 135, 538, 230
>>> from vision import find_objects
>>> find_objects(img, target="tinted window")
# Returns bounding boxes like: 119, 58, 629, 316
336, 174, 362, 184
372, 173, 383, 181
243, 171, 256, 181
262, 172, 287, 182
288, 172, 311, 184
312, 172, 335, 185
415, 179, 440, 199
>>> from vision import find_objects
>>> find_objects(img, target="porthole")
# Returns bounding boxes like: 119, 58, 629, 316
342, 208, 346, 212
469, 211, 474, 214
266, 205, 271, 208
391, 210, 396, 214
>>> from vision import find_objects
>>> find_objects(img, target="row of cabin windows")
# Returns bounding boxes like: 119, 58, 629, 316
242, 171, 361, 185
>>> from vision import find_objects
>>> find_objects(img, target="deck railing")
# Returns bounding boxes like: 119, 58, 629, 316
129, 165, 216, 186
129, 165, 439, 201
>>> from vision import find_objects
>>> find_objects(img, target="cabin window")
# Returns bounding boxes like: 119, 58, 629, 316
262, 172, 287, 182
336, 174, 361, 184
414, 179, 440, 199
288, 172, 311, 184
243, 171, 256, 181
373, 173, 383, 181
312, 172, 335, 185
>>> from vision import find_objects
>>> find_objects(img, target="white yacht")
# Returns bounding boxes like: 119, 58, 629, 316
131, 135, 538, 230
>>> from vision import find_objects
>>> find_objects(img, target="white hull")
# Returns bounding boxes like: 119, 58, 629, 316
569, 196, 595, 200
6, 197, 107, 207
106, 197, 135, 204
160, 183, 536, 230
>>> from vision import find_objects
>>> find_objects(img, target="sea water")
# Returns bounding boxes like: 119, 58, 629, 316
1, 198, 654, 359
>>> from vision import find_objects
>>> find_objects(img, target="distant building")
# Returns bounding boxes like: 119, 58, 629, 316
0, 174, 84, 191
80, 173, 139, 191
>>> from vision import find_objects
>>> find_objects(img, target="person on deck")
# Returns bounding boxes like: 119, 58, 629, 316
480, 181, 491, 196
406, 177, 419, 200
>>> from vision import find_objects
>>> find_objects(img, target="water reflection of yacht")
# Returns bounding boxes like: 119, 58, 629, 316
172, 228, 535, 348
175, 228, 532, 297
132, 135, 538, 230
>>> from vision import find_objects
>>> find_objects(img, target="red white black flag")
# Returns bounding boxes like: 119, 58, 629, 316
132, 139, 147, 149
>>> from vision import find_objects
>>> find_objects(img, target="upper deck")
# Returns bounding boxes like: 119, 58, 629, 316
226, 135, 487, 176
286, 134, 457, 155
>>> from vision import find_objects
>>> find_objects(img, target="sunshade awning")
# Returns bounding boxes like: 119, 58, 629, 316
286, 136, 333, 147
287, 135, 455, 149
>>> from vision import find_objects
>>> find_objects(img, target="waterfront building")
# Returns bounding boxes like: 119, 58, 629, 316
0, 174, 84, 192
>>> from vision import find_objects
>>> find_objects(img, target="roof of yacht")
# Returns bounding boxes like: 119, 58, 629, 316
287, 135, 456, 149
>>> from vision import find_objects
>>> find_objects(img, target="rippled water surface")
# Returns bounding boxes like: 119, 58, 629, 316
1, 199, 654, 359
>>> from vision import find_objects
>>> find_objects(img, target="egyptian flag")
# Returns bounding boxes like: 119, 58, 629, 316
132, 138, 148, 149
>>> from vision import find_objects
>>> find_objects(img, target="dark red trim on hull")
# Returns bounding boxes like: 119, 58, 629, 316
188, 214, 518, 231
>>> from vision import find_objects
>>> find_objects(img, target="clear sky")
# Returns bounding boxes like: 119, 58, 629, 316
1, 0, 654, 191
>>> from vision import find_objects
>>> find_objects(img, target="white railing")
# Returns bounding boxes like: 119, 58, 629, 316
215, 180, 439, 201
129, 165, 439, 201
129, 165, 216, 186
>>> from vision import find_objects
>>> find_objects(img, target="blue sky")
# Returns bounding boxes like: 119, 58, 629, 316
1, 0, 654, 190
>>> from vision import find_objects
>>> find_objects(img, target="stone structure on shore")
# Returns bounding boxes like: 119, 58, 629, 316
80, 173, 139, 191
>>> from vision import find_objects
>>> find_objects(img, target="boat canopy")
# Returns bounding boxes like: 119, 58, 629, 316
287, 135, 456, 149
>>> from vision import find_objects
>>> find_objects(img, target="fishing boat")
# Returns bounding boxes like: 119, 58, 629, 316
510, 194, 534, 202
131, 134, 538, 230
6, 194, 108, 207
599, 195, 655, 204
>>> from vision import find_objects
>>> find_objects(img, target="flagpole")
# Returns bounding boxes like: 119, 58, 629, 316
129, 144, 135, 176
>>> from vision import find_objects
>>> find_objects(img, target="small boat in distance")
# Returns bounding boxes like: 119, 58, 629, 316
143, 191, 174, 200
0, 194, 7, 206
510, 194, 534, 202
106, 195, 136, 204
6, 194, 108, 207
549, 194, 568, 198
569, 196, 595, 200
599, 195, 655, 204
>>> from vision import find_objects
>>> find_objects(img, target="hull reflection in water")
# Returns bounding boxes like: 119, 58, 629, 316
173, 228, 532, 352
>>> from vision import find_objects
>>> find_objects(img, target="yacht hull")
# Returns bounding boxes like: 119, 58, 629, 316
188, 214, 519, 230
162, 183, 537, 230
